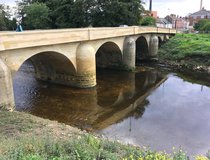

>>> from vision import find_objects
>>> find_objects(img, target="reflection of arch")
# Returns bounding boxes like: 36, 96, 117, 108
96, 42, 122, 69
97, 89, 121, 107
136, 36, 149, 61
135, 71, 148, 89
96, 69, 123, 107
16, 51, 76, 84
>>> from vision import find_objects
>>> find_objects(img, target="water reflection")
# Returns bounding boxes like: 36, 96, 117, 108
13, 61, 210, 156
14, 61, 166, 130
99, 74, 210, 156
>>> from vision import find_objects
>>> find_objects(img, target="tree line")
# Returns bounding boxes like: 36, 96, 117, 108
194, 19, 210, 33
0, 0, 149, 30
0, 4, 16, 30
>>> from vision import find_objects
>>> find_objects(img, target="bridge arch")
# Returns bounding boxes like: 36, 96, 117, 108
15, 51, 77, 86
158, 36, 163, 47
136, 36, 149, 61
96, 42, 123, 69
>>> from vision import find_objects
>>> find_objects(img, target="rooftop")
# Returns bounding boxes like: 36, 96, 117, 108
189, 8, 210, 16
156, 18, 171, 24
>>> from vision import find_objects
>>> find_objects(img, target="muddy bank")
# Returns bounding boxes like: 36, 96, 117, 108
158, 34, 210, 74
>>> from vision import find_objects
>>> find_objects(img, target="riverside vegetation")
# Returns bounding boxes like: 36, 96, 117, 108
0, 111, 210, 160
1, 34, 210, 160
158, 34, 210, 73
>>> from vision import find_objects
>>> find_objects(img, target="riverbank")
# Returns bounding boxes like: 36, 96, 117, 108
1, 111, 209, 160
158, 34, 210, 74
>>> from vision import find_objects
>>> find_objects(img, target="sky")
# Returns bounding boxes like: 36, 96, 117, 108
0, 0, 15, 7
1, 0, 210, 18
143, 0, 210, 17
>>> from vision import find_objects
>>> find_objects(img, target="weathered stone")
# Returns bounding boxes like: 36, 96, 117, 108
0, 59, 15, 111
0, 27, 175, 111
76, 43, 96, 88
122, 37, 136, 70
148, 35, 159, 58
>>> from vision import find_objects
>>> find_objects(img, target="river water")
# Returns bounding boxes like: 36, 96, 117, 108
14, 61, 210, 156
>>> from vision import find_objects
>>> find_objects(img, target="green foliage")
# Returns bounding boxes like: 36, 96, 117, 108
201, 21, 210, 33
195, 155, 209, 160
140, 16, 156, 26
194, 19, 210, 32
0, 134, 199, 160
159, 34, 210, 59
91, 0, 144, 27
173, 148, 188, 160
158, 34, 210, 69
1, 134, 209, 160
0, 14, 7, 30
0, 4, 14, 30
0, 111, 210, 160
15, 0, 145, 29
23, 2, 50, 29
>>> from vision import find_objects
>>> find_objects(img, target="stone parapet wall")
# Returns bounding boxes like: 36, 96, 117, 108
0, 27, 176, 51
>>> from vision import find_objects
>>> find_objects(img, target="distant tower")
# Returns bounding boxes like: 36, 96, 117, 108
149, 0, 152, 11
200, 0, 203, 10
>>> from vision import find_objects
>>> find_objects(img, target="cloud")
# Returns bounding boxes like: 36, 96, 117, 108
0, 0, 16, 6
144, 0, 210, 17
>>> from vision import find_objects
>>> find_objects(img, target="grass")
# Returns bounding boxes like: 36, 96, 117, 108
0, 111, 210, 160
158, 34, 210, 68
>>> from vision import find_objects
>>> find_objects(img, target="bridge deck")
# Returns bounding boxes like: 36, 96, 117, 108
0, 26, 176, 51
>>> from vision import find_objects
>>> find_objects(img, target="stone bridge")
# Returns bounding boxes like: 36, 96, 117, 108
0, 26, 176, 110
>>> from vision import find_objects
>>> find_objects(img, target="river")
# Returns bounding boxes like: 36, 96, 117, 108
13, 61, 210, 156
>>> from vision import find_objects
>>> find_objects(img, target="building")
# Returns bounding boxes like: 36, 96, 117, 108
151, 11, 158, 18
189, 8, 210, 27
165, 14, 189, 31
156, 18, 172, 28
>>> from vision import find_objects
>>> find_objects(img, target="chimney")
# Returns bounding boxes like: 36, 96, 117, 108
200, 0, 203, 10
149, 0, 152, 11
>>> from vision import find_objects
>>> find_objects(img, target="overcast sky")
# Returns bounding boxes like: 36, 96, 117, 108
1, 0, 210, 18
143, 0, 210, 17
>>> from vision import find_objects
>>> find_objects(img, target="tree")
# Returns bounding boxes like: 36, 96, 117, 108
15, 0, 145, 28
194, 19, 210, 32
91, 0, 144, 27
140, 16, 156, 26
0, 4, 13, 30
32, 0, 89, 28
23, 2, 50, 29
0, 6, 7, 30
52, 0, 75, 28
201, 21, 210, 33
70, 0, 95, 27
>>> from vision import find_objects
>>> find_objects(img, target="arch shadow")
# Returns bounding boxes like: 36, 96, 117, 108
158, 36, 163, 48
15, 51, 76, 85
96, 42, 122, 69
136, 36, 149, 61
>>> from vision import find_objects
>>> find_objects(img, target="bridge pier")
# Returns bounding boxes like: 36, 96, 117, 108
0, 59, 15, 111
122, 37, 136, 71
76, 43, 96, 88
148, 35, 159, 59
